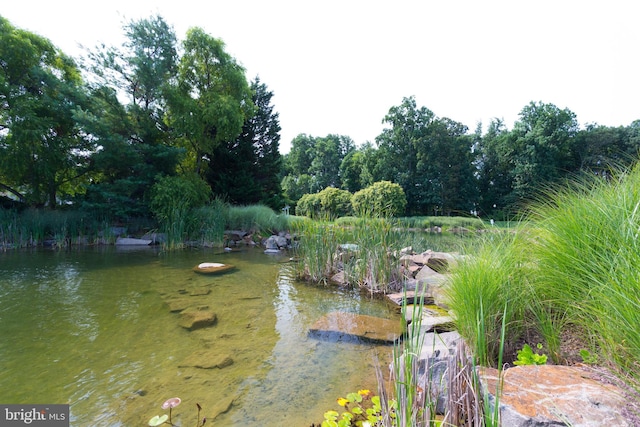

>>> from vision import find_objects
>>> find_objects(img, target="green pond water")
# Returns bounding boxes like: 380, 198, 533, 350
0, 246, 397, 426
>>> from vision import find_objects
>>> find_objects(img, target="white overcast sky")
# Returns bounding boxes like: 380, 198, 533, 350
3, 0, 639, 153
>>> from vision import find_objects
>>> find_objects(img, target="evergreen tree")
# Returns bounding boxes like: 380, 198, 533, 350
206, 77, 283, 209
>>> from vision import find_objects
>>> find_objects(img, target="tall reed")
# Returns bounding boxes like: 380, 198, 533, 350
226, 204, 289, 235
193, 199, 228, 247
291, 219, 343, 282
0, 208, 108, 248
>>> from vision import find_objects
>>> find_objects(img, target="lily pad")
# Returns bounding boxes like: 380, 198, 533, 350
148, 414, 168, 426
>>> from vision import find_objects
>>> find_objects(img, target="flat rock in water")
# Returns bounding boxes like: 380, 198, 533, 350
115, 237, 152, 245
309, 312, 402, 343
178, 351, 234, 369
189, 287, 211, 296
165, 298, 191, 313
179, 310, 217, 330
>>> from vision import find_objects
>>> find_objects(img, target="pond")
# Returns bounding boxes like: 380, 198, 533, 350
0, 246, 398, 426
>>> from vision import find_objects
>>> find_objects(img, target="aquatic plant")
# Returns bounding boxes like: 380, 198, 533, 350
321, 389, 390, 427
148, 398, 206, 427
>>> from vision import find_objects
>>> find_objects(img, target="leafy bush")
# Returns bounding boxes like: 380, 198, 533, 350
351, 181, 406, 218
318, 187, 352, 218
296, 192, 321, 218
296, 187, 352, 219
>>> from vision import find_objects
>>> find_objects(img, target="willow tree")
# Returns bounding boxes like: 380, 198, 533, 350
0, 16, 92, 207
167, 27, 254, 176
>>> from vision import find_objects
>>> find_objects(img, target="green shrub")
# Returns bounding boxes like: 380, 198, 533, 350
352, 181, 406, 217
296, 187, 352, 219
295, 192, 321, 218
318, 187, 352, 218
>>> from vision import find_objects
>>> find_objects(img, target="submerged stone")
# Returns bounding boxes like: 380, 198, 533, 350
179, 310, 217, 330
309, 312, 402, 344
178, 351, 234, 369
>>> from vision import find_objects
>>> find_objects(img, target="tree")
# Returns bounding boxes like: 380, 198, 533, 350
574, 123, 640, 177
308, 134, 355, 191
376, 97, 435, 214
284, 134, 315, 176
376, 96, 476, 215
475, 118, 515, 216
509, 102, 579, 201
168, 27, 253, 175
79, 15, 183, 218
0, 16, 93, 207
281, 173, 314, 209
419, 117, 477, 215
206, 77, 283, 208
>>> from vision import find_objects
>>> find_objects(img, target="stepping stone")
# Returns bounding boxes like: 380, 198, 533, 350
309, 312, 402, 344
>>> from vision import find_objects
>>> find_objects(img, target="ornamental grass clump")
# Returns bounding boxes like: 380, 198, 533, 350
525, 165, 640, 389
446, 232, 528, 367
448, 163, 640, 392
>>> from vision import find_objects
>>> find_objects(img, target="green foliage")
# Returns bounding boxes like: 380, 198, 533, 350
513, 343, 548, 366
191, 198, 228, 245
0, 17, 93, 206
296, 192, 321, 218
376, 96, 477, 215
225, 204, 289, 235
80, 15, 184, 219
281, 173, 314, 209
205, 77, 283, 209
579, 349, 598, 365
150, 174, 211, 221
0, 207, 114, 248
149, 174, 211, 249
446, 233, 527, 367
292, 217, 408, 290
449, 163, 640, 392
168, 27, 253, 175
318, 187, 352, 218
351, 181, 406, 218
296, 187, 352, 219
321, 390, 392, 427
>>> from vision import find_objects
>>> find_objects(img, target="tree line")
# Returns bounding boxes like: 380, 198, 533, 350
282, 97, 640, 219
2, 14, 639, 222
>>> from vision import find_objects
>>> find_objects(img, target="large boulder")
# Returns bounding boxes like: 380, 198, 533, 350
478, 365, 633, 426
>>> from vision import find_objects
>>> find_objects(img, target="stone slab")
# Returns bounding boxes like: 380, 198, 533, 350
479, 365, 632, 427
309, 311, 402, 344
